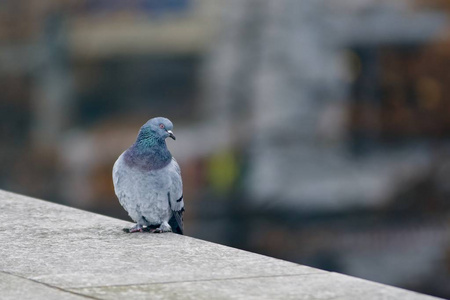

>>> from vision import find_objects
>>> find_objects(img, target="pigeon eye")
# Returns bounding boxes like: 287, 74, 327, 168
159, 124, 165, 129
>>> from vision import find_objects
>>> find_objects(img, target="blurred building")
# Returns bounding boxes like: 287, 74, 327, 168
201, 0, 450, 297
0, 0, 221, 215
1, 0, 450, 298
203, 0, 447, 211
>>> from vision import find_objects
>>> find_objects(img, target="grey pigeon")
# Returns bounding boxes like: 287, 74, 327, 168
112, 117, 184, 234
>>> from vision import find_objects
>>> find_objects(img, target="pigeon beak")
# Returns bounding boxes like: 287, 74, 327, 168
167, 130, 176, 140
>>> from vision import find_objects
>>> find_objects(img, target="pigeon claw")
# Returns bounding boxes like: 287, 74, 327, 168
123, 224, 144, 233
122, 223, 171, 233
152, 222, 172, 233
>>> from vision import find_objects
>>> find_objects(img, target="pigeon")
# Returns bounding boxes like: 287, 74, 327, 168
112, 117, 184, 234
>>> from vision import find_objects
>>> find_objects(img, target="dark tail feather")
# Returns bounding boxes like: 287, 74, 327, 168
169, 209, 184, 235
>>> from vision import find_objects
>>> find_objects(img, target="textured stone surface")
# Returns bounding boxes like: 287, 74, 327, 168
68, 273, 439, 300
0, 272, 86, 300
0, 190, 443, 299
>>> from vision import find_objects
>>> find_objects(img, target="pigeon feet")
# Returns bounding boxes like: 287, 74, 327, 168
123, 223, 172, 233
153, 222, 172, 233
123, 224, 144, 233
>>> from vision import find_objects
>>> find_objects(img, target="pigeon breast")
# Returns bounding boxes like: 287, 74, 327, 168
113, 152, 182, 225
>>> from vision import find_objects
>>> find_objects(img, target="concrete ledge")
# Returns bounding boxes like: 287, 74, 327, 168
0, 190, 442, 299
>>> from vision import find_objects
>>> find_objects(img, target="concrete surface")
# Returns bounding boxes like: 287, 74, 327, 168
0, 190, 443, 299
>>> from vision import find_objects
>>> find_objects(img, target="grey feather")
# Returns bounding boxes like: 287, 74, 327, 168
112, 117, 184, 234
168, 192, 184, 235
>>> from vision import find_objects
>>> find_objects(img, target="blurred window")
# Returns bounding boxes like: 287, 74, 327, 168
74, 55, 199, 126
348, 45, 450, 154
82, 0, 190, 15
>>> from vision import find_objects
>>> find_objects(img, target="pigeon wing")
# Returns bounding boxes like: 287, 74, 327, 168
168, 158, 184, 234
112, 153, 133, 215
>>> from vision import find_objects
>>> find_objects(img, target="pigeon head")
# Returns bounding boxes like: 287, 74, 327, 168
139, 117, 176, 142
126, 117, 175, 170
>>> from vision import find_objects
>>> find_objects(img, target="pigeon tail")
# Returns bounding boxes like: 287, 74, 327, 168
169, 209, 184, 235
168, 193, 184, 235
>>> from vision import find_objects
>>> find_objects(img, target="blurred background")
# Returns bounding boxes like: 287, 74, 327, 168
1, 0, 450, 297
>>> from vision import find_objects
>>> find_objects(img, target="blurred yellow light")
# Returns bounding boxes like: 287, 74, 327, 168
207, 150, 239, 194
